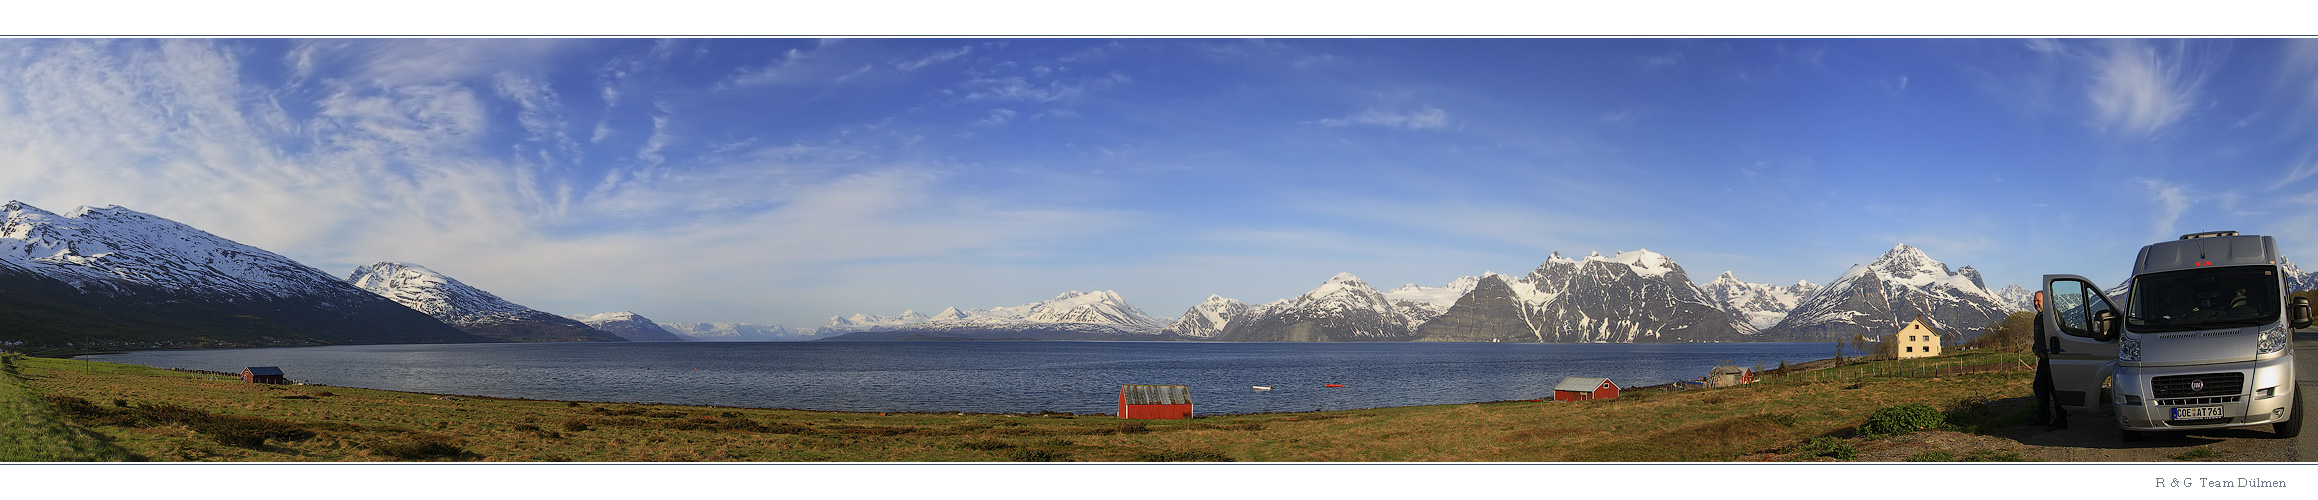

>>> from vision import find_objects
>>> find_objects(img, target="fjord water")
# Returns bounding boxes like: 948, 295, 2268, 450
84, 341, 1839, 415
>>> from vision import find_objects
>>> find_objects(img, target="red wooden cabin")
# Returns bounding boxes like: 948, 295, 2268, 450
1118, 384, 1194, 419
1551, 377, 1618, 402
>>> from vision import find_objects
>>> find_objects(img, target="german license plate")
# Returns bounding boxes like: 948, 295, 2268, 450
2172, 406, 2225, 419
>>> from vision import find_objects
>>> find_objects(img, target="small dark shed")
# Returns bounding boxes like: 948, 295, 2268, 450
1118, 384, 1194, 419
1552, 377, 1618, 402
242, 366, 287, 384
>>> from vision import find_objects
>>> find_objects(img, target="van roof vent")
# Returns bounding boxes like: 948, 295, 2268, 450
2179, 230, 2240, 240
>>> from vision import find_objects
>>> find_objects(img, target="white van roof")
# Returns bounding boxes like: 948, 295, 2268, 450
2133, 233, 2278, 276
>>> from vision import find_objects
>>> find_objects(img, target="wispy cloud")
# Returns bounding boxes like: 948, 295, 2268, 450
2138, 178, 2196, 240
1315, 106, 1451, 130
894, 46, 972, 71
977, 108, 1017, 126
1639, 50, 1684, 71
2086, 40, 2217, 138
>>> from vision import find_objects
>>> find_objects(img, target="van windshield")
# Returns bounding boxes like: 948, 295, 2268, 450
2126, 266, 2281, 333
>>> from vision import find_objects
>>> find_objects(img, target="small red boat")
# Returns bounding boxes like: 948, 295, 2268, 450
1324, 384, 1344, 388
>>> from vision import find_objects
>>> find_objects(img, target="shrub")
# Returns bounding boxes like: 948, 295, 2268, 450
1785, 437, 1857, 461
561, 419, 590, 432
1860, 403, 1945, 436
368, 433, 466, 460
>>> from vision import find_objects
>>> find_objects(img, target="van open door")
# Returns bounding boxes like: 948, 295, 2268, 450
2040, 275, 2122, 411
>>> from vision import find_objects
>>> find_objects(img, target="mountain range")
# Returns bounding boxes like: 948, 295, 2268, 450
822, 245, 2051, 344
17, 200, 2318, 352
0, 201, 485, 351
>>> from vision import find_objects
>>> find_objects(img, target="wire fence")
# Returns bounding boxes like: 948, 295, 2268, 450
1758, 353, 2036, 385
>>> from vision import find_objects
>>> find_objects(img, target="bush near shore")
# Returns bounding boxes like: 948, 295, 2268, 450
4, 351, 2037, 462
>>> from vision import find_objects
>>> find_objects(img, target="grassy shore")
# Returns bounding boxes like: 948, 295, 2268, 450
2, 350, 2039, 462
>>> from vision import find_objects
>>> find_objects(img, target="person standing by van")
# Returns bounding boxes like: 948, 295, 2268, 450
2031, 291, 2067, 430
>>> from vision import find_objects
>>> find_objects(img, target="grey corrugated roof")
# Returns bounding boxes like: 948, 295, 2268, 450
1553, 377, 1611, 392
1121, 385, 1192, 405
245, 366, 284, 376
1710, 365, 1747, 374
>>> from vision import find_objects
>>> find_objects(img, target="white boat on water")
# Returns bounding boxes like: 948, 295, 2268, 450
1251, 385, 1272, 391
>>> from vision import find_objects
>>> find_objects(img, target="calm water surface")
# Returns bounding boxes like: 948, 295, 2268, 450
84, 341, 1840, 415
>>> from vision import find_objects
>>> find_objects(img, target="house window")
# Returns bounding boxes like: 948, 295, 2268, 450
1905, 346, 1914, 352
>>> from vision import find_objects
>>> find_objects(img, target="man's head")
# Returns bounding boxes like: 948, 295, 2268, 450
2033, 291, 2043, 310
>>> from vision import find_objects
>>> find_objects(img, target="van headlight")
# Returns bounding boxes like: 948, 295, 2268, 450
2258, 325, 2288, 354
2118, 337, 2142, 361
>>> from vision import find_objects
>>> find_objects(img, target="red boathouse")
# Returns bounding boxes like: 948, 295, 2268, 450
1118, 385, 1194, 419
1552, 377, 1618, 402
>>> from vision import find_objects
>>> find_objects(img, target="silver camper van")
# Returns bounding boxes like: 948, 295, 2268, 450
2038, 231, 2310, 441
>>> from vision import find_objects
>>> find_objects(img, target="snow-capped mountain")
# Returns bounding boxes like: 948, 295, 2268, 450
568, 311, 686, 342
0, 201, 482, 350
1159, 295, 1255, 338
1761, 244, 2011, 342
2283, 258, 2318, 292
1383, 276, 1481, 329
658, 322, 816, 341
1698, 272, 1821, 332
1995, 284, 2036, 312
1434, 250, 1753, 343
816, 290, 1167, 340
347, 262, 623, 342
1213, 273, 1419, 341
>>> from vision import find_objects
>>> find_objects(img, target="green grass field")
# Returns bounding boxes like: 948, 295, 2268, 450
1, 350, 2040, 462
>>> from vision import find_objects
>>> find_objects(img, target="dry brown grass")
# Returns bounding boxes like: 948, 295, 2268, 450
13, 351, 2037, 462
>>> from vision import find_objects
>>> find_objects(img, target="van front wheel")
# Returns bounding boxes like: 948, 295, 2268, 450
2277, 392, 2303, 439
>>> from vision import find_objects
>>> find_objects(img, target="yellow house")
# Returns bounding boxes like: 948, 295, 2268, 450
1891, 317, 1942, 359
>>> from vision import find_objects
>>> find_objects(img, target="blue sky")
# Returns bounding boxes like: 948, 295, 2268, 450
6, 38, 2318, 328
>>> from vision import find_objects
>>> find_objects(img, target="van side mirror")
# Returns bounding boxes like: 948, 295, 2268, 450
2092, 309, 2121, 342
2293, 297, 2312, 329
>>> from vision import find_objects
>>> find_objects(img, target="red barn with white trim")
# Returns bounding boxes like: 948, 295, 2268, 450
1118, 385, 1193, 419
1552, 377, 1618, 402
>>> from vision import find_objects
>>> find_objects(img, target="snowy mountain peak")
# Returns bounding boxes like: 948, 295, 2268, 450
569, 311, 643, 323
1163, 294, 1252, 338
1698, 271, 1817, 332
3, 200, 356, 300
2282, 258, 2318, 292
347, 262, 529, 322
1766, 244, 2009, 342
1869, 244, 1946, 274
567, 311, 685, 342
345, 261, 621, 342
